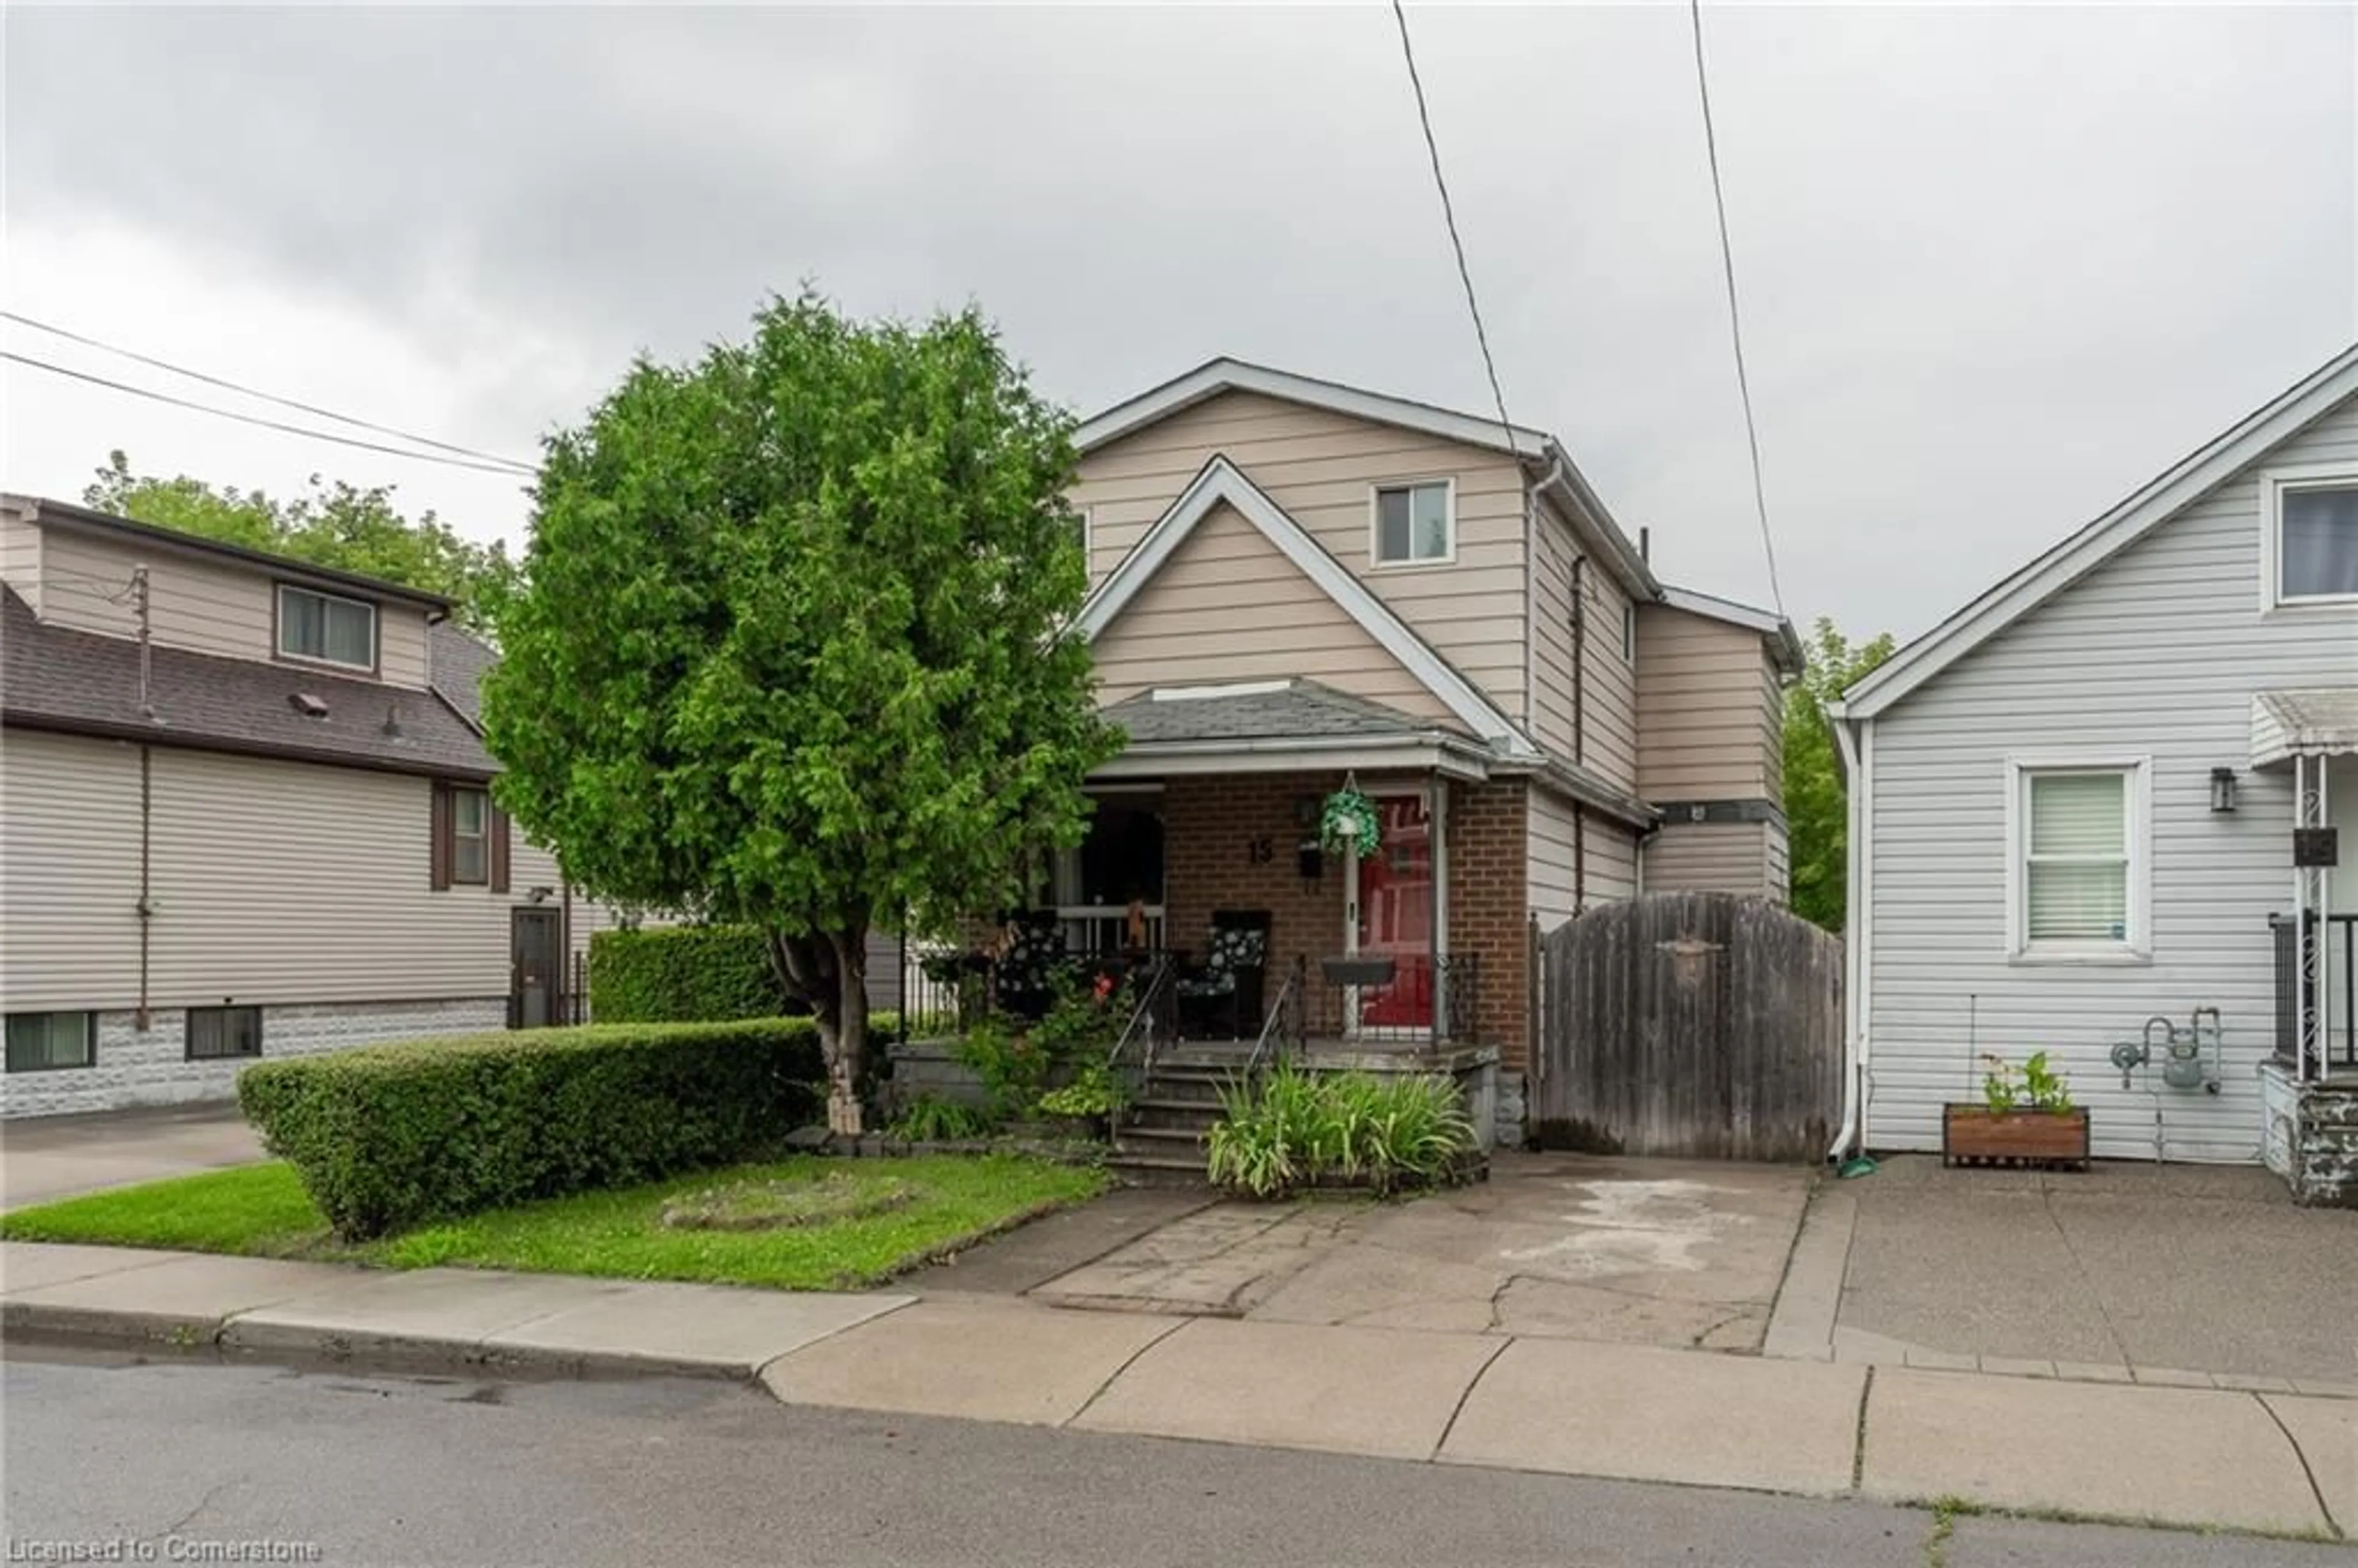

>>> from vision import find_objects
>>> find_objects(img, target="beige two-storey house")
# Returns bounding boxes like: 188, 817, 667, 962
0, 497, 613, 1117
1049, 360, 1800, 1083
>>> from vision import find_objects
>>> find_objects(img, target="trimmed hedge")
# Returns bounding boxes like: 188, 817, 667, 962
237, 1020, 824, 1240
588, 926, 790, 1022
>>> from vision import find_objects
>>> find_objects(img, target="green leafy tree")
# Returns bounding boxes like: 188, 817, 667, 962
483, 293, 1120, 1133
1784, 617, 1896, 932
83, 451, 516, 626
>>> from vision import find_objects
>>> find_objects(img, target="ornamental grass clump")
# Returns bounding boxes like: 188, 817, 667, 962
1205, 1063, 1474, 1199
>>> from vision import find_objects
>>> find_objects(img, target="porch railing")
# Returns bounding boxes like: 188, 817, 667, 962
2271, 912, 2357, 1075
1300, 952, 1481, 1049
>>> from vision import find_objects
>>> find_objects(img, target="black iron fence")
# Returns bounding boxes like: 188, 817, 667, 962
2271, 912, 2358, 1072
1298, 952, 1481, 1048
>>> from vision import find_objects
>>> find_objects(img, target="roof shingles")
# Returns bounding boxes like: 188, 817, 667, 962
2, 586, 493, 778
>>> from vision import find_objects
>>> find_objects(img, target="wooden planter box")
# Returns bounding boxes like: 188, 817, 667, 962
1942, 1105, 2090, 1170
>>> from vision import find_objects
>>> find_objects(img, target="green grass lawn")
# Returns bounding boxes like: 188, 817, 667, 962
0, 1155, 1109, 1290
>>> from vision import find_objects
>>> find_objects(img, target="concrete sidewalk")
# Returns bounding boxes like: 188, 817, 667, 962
4, 1240, 2348, 1541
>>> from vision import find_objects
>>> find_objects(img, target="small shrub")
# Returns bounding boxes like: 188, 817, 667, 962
952, 1016, 1056, 1121
1038, 1060, 1126, 1122
237, 1019, 823, 1240
890, 1096, 996, 1142
588, 926, 792, 1022
1029, 970, 1130, 1059
1207, 1064, 1474, 1199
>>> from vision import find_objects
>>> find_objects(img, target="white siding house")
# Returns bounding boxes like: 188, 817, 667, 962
1834, 346, 2358, 1198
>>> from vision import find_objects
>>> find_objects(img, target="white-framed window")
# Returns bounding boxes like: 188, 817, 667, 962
1371, 479, 1455, 566
1621, 599, 1637, 665
1073, 506, 1093, 572
278, 584, 377, 670
2259, 464, 2358, 610
6, 1012, 95, 1073
2004, 757, 2150, 962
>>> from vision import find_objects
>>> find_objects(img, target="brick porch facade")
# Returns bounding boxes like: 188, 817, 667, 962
1155, 770, 1530, 1068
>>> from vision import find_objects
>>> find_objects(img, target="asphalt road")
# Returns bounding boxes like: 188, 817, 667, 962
1, 1345, 2343, 1568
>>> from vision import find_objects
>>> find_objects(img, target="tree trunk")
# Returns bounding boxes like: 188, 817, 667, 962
765, 924, 870, 1136
825, 929, 869, 1136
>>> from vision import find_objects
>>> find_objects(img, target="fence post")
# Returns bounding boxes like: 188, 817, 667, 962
1527, 914, 1542, 1085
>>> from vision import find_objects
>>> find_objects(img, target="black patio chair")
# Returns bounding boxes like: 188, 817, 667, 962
1176, 909, 1272, 1039
991, 910, 1067, 1023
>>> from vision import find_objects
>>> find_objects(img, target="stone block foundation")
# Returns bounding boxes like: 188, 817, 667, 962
1, 997, 508, 1118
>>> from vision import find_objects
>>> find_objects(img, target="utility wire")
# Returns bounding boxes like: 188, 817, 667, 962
1388, 0, 1520, 456
1, 352, 537, 478
1687, 0, 1786, 618
2, 311, 539, 475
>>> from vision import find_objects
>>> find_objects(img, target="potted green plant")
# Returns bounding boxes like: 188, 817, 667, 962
1320, 786, 1382, 860
1943, 1052, 2089, 1169
1037, 1060, 1126, 1141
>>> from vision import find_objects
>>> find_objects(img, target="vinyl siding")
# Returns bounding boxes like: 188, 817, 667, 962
33, 528, 431, 689
0, 732, 572, 1012
1578, 564, 1640, 794
1527, 494, 1641, 793
1635, 605, 1781, 802
1, 730, 144, 1011
1864, 391, 2358, 1165
1089, 500, 1455, 720
1073, 390, 1527, 721
1641, 821, 1778, 899
1527, 782, 1638, 933
1, 510, 41, 616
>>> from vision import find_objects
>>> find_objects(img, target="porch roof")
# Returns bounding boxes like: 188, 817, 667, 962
2251, 689, 2358, 769
1094, 679, 1658, 826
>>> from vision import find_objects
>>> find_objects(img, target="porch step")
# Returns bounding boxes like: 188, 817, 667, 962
1103, 1150, 1212, 1188
1115, 1124, 1208, 1149
1127, 1098, 1228, 1132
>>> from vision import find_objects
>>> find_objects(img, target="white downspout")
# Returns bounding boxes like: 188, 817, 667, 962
1828, 707, 1871, 1162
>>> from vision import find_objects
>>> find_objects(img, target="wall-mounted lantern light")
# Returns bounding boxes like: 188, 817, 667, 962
2209, 767, 2238, 814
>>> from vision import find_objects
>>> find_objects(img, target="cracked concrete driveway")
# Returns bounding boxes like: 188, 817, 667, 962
1025, 1152, 1813, 1352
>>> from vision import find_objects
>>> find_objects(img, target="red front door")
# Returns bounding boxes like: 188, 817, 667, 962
1356, 793, 1434, 1028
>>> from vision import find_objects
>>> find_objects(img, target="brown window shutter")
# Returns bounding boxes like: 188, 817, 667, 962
489, 804, 512, 894
430, 781, 452, 891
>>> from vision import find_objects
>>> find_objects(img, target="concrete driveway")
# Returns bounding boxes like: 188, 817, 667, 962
920, 1152, 1815, 1354
1830, 1155, 2357, 1384
2, 1103, 265, 1211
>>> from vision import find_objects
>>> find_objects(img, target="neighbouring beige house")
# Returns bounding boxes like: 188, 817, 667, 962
1029, 359, 1799, 1101
0, 497, 630, 1117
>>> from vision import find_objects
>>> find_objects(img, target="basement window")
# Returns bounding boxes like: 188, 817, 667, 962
186, 1005, 263, 1062
5, 1012, 95, 1073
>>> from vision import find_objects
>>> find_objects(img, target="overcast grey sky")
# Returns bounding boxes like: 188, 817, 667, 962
4, 4, 2354, 641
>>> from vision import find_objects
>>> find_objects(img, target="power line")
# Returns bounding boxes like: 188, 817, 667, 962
2, 311, 539, 475
1388, 0, 1519, 454
1, 352, 538, 478
1687, 0, 1786, 619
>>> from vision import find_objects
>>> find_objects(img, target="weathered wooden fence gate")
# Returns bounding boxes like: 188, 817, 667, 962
1533, 891, 1843, 1162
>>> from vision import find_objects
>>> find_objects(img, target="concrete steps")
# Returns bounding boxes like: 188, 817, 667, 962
1106, 1051, 1253, 1186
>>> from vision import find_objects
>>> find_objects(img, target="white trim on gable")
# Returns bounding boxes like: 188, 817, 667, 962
1077, 456, 1536, 755
1843, 342, 2358, 720
1076, 357, 1554, 460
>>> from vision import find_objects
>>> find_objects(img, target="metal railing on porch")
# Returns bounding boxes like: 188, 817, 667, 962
1297, 952, 1481, 1050
2271, 912, 2357, 1074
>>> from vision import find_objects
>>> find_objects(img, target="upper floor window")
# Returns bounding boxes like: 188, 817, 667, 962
1372, 481, 1454, 566
2261, 467, 2358, 609
278, 584, 377, 670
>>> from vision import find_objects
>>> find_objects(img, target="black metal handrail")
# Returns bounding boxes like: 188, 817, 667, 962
1107, 953, 1178, 1080
2270, 912, 2357, 1073
1245, 956, 1307, 1077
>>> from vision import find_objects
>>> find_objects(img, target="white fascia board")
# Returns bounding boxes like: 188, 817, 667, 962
1075, 358, 1554, 459
1093, 733, 1492, 783
1078, 456, 1535, 754
1845, 342, 2358, 720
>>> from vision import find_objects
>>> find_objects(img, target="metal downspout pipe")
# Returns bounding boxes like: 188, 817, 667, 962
1827, 709, 1867, 1163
